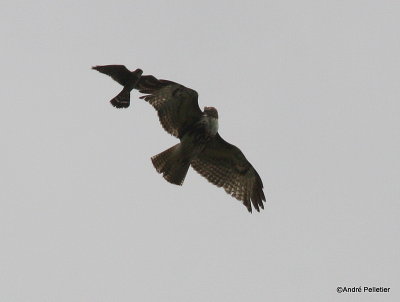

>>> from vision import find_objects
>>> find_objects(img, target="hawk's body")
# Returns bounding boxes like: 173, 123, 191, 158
93, 65, 266, 212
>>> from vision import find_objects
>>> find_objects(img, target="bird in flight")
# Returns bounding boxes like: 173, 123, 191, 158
93, 65, 266, 212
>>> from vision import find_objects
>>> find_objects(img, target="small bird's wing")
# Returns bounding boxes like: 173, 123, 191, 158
92, 65, 132, 86
191, 134, 265, 213
137, 75, 203, 138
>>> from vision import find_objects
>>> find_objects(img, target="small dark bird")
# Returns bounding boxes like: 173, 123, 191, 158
93, 65, 266, 212
92, 65, 143, 108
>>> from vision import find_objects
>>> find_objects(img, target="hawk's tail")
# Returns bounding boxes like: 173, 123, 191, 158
110, 90, 130, 108
151, 143, 190, 186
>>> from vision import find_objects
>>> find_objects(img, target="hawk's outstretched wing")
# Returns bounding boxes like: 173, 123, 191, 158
191, 134, 265, 212
137, 75, 203, 138
92, 65, 132, 86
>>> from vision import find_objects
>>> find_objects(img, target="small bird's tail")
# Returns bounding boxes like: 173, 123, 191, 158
151, 143, 190, 186
110, 90, 130, 108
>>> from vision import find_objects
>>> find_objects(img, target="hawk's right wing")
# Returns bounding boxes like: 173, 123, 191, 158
137, 75, 203, 138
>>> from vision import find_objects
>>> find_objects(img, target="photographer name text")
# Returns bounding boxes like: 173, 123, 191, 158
337, 286, 390, 293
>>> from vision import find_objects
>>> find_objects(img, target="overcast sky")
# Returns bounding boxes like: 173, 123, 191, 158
1, 0, 399, 301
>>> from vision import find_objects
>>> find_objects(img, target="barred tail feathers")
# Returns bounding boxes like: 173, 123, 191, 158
151, 143, 190, 186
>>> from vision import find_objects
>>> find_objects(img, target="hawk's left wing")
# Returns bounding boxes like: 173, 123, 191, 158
191, 134, 265, 212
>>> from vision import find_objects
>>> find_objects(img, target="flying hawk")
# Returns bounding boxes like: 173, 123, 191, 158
93, 65, 266, 212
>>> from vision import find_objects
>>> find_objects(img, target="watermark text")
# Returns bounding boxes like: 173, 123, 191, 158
337, 286, 390, 293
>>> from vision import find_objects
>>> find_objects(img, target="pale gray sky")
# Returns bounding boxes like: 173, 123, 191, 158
1, 0, 399, 301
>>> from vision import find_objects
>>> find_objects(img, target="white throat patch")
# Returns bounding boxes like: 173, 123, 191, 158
206, 116, 219, 136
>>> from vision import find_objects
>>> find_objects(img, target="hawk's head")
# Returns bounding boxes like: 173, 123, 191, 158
204, 106, 218, 119
202, 107, 219, 136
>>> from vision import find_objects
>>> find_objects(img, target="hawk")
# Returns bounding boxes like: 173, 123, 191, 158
93, 65, 266, 212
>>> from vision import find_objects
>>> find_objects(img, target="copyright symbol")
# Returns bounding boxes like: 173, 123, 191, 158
337, 287, 343, 293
